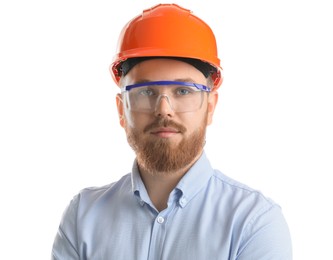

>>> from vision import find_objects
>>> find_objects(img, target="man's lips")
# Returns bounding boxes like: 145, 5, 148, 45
150, 127, 180, 137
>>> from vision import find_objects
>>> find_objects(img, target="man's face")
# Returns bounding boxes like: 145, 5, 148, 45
116, 59, 218, 175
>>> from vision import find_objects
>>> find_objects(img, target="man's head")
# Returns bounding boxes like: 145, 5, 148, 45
110, 4, 222, 175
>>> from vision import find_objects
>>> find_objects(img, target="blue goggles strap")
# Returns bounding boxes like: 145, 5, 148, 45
121, 80, 211, 93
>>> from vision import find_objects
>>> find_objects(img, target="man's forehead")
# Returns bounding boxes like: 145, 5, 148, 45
124, 60, 204, 82
132, 78, 199, 85
120, 57, 215, 78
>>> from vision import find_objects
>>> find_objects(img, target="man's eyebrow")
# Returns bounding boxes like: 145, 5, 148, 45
132, 79, 152, 84
174, 78, 196, 83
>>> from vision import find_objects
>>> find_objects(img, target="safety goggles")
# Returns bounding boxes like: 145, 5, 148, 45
121, 80, 210, 113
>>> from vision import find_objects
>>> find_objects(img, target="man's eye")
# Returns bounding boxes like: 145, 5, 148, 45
138, 89, 154, 96
176, 88, 192, 95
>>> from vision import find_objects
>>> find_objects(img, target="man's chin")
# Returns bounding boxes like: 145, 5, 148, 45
137, 138, 201, 174
153, 137, 182, 148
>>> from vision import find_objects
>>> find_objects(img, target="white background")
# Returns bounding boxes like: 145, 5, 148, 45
0, 0, 332, 259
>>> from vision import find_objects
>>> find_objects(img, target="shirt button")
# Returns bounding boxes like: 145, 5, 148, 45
157, 216, 164, 224
180, 197, 187, 206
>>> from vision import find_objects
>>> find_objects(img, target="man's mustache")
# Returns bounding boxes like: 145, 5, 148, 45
144, 118, 187, 133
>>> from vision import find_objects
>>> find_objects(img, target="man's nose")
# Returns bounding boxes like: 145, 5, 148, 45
154, 94, 174, 117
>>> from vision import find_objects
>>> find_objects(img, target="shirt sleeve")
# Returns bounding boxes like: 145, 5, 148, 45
236, 204, 293, 260
51, 195, 80, 260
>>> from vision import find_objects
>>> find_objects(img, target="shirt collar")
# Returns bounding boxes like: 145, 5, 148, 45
175, 152, 214, 207
131, 151, 214, 208
131, 160, 151, 206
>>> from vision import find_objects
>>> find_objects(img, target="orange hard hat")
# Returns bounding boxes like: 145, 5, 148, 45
110, 3, 223, 89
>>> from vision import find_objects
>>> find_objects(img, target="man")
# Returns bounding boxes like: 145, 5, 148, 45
52, 4, 292, 259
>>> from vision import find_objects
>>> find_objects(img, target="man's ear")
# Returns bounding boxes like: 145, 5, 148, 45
207, 91, 218, 126
116, 94, 125, 128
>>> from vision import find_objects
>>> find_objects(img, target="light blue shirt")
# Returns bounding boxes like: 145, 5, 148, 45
52, 152, 292, 259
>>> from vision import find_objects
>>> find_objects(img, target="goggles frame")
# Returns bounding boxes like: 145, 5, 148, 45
121, 80, 211, 93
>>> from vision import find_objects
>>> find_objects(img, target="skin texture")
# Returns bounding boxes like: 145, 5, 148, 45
116, 59, 218, 211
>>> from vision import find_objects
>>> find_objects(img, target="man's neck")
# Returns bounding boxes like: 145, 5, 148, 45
138, 153, 201, 212
140, 171, 183, 211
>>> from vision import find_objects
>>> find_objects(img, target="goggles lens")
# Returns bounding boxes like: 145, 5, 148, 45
122, 81, 210, 113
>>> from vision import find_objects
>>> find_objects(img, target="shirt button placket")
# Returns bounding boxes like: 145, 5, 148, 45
148, 215, 167, 260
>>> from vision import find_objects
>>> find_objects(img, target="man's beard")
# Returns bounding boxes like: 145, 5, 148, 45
125, 114, 207, 175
